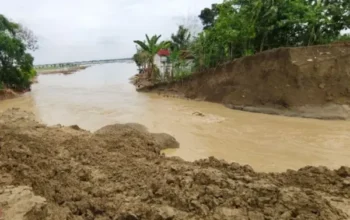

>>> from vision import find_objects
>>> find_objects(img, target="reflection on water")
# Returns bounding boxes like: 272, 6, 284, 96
1, 63, 350, 172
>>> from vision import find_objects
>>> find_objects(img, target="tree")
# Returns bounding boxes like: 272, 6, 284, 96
176, 15, 203, 37
0, 14, 37, 91
16, 24, 38, 51
133, 34, 171, 80
191, 0, 350, 71
199, 4, 219, 29
171, 25, 191, 51
134, 0, 349, 80
133, 49, 148, 73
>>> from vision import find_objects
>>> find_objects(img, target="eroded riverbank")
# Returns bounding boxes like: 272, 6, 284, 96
1, 109, 350, 220
0, 89, 18, 101
137, 44, 350, 120
1, 63, 350, 173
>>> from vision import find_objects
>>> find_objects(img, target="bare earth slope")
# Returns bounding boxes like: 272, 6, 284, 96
0, 109, 350, 219
139, 43, 350, 120
0, 89, 18, 101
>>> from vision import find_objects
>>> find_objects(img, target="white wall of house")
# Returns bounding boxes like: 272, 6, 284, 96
154, 54, 171, 77
154, 54, 195, 80
154, 54, 162, 71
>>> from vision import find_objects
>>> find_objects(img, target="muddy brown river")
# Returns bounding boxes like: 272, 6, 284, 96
1, 63, 350, 172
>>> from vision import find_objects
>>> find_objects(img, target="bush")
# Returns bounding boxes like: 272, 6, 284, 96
337, 34, 350, 42
173, 65, 193, 81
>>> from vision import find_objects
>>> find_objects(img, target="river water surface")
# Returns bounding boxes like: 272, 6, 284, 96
1, 63, 350, 172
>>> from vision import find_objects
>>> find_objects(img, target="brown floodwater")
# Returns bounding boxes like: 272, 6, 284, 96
1, 63, 350, 172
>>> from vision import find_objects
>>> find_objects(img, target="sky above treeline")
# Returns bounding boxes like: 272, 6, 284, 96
1, 0, 220, 64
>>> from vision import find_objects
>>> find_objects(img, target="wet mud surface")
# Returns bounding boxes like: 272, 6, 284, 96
0, 109, 350, 219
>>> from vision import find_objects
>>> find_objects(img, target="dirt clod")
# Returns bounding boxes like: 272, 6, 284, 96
337, 166, 350, 177
192, 112, 205, 117
0, 186, 47, 220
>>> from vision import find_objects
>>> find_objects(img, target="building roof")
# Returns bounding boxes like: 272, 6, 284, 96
157, 49, 170, 56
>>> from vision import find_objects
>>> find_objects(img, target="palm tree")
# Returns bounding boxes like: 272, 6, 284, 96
134, 34, 171, 80
171, 25, 191, 51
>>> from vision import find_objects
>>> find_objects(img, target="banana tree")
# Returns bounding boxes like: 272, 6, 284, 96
134, 34, 171, 80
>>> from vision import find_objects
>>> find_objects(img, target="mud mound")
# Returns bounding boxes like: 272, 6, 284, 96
0, 109, 349, 219
140, 44, 350, 120
0, 89, 18, 101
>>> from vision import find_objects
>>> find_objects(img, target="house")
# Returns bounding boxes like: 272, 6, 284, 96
154, 49, 194, 79
154, 49, 171, 78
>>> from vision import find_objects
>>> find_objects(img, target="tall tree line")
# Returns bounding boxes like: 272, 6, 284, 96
193, 0, 350, 70
134, 0, 349, 80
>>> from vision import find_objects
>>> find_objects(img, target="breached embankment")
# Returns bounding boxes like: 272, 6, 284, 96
0, 109, 350, 219
137, 43, 350, 120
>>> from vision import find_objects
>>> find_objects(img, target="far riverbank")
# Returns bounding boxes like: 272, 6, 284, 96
0, 66, 90, 101
36, 65, 90, 75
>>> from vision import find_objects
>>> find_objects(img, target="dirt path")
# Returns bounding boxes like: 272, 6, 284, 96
0, 109, 349, 219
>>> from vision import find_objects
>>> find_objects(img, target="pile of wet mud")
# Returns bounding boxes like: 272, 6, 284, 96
138, 43, 350, 120
0, 109, 350, 220
0, 89, 18, 101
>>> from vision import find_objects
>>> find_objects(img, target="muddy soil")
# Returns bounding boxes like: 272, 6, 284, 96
0, 109, 350, 220
138, 43, 350, 120
0, 89, 18, 101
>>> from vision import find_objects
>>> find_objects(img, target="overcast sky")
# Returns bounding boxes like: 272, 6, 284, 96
1, 0, 219, 64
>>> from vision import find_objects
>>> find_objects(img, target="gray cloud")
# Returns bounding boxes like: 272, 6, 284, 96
1, 0, 219, 64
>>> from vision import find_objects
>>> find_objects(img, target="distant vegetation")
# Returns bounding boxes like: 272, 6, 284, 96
0, 14, 37, 91
35, 58, 133, 70
133, 0, 350, 82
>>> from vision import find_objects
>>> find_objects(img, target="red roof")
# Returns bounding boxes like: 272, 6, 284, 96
157, 49, 170, 56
